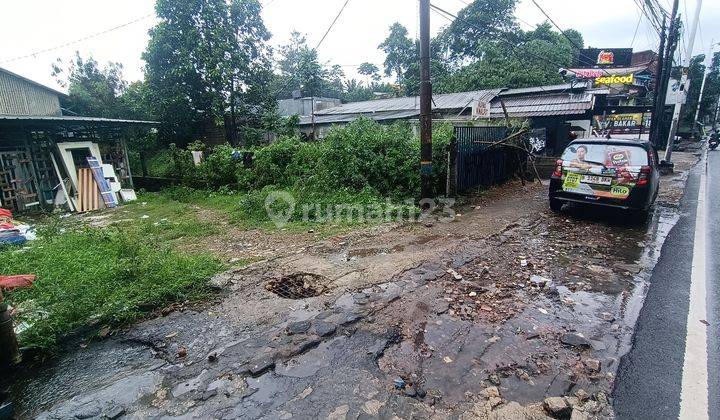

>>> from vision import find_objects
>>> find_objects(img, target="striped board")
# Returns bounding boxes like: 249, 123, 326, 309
86, 157, 117, 208
77, 168, 101, 212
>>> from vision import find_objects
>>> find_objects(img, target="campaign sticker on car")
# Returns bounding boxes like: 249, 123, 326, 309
580, 175, 612, 185
610, 185, 630, 198
563, 172, 581, 189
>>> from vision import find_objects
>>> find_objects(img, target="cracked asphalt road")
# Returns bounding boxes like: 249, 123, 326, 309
3, 152, 700, 420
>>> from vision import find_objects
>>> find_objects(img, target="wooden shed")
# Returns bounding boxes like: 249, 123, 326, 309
0, 67, 156, 212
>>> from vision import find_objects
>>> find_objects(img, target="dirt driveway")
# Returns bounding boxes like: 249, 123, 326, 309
8, 152, 698, 420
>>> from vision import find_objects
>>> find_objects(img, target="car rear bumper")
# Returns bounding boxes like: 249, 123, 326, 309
549, 178, 652, 210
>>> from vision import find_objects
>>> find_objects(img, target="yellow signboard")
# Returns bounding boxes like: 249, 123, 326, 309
603, 113, 643, 127
594, 74, 634, 85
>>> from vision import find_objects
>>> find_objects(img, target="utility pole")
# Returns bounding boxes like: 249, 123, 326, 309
664, 0, 703, 164
692, 40, 717, 137
419, 0, 433, 201
649, 16, 667, 147
692, 69, 709, 137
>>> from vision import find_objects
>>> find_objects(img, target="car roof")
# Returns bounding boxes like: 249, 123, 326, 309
567, 138, 652, 149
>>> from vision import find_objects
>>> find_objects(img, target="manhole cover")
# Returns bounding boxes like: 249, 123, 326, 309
265, 272, 328, 299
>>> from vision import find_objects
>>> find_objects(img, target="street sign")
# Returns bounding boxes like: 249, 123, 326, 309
471, 100, 491, 118
665, 78, 690, 105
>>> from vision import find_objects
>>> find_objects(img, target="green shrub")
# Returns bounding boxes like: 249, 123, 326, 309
318, 119, 419, 197
138, 118, 457, 198
197, 143, 241, 188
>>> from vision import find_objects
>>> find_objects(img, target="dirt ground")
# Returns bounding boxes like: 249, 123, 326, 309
6, 151, 699, 420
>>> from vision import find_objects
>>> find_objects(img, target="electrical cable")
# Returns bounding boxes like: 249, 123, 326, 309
631, 10, 644, 47
529, 0, 584, 51
274, 0, 351, 98
526, 0, 643, 73
633, 0, 664, 34
314, 0, 351, 50
429, 3, 615, 85
0, 13, 153, 64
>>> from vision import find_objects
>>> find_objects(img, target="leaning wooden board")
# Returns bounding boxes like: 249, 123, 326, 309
77, 168, 102, 212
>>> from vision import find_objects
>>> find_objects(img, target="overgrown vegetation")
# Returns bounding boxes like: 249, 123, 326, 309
138, 119, 453, 224
1, 221, 223, 351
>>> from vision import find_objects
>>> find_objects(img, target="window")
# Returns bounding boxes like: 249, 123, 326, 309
561, 143, 648, 169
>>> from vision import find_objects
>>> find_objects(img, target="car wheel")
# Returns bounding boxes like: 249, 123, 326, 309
549, 197, 563, 213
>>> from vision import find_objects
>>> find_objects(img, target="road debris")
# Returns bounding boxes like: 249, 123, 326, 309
7, 156, 698, 419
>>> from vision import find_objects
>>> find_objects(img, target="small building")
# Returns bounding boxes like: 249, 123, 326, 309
0, 67, 156, 212
278, 96, 342, 118
292, 83, 599, 156
566, 49, 659, 139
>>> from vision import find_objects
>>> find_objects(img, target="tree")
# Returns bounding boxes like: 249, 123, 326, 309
378, 23, 416, 82
701, 52, 720, 127
120, 80, 154, 121
439, 0, 519, 61
143, 0, 273, 146
342, 78, 397, 102
433, 22, 581, 93
275, 31, 344, 98
51, 52, 129, 118
358, 62, 381, 84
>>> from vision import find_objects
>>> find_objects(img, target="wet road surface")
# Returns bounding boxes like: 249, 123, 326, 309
0, 153, 702, 419
613, 148, 718, 420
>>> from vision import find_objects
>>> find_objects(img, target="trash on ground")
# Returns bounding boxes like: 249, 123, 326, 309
0, 275, 36, 290
0, 208, 37, 245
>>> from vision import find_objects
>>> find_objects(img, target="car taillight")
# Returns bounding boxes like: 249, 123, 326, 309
552, 159, 563, 178
637, 165, 652, 186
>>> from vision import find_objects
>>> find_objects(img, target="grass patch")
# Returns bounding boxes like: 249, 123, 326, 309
1, 222, 224, 351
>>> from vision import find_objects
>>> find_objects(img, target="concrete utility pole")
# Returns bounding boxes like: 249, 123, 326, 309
419, 0, 433, 201
664, 0, 703, 164
692, 69, 709, 137
692, 40, 717, 137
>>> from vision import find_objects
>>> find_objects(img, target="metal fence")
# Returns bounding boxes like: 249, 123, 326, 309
449, 126, 522, 194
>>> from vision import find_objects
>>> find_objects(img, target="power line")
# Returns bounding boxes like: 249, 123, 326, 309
274, 0, 352, 98
633, 0, 663, 34
525, 0, 616, 71
630, 9, 643, 47
428, 3, 619, 90
314, 0, 351, 50
0, 13, 153, 64
516, 16, 538, 30
433, 3, 603, 71
529, 0, 584, 51
428, 5, 556, 93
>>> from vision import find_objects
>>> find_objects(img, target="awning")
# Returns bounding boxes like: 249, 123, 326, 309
0, 115, 158, 125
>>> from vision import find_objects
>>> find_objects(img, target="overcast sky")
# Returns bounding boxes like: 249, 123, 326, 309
1, 0, 719, 93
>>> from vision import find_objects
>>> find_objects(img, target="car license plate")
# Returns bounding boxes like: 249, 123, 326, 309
581, 175, 612, 185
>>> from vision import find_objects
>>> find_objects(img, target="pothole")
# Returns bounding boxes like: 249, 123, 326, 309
265, 272, 328, 299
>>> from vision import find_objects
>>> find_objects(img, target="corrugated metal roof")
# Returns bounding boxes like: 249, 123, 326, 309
0, 115, 159, 124
314, 89, 502, 115
490, 92, 593, 118
0, 67, 67, 97
299, 110, 420, 125
498, 82, 590, 96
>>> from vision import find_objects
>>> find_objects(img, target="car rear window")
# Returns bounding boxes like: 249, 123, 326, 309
561, 143, 648, 168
